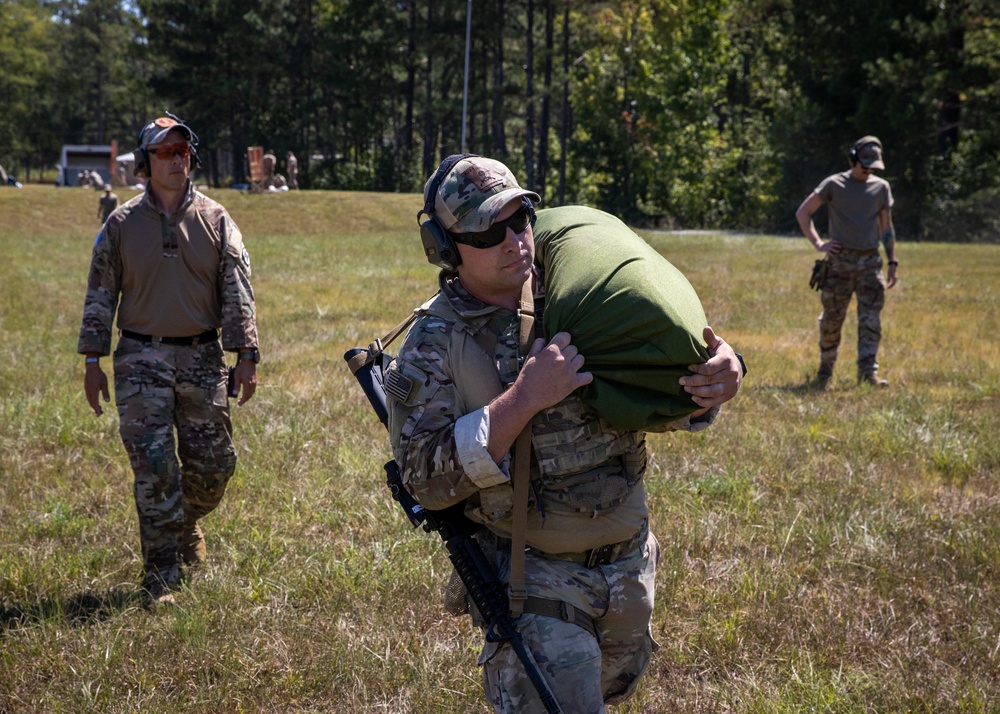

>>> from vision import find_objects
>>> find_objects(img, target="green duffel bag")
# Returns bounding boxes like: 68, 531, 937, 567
533, 205, 709, 430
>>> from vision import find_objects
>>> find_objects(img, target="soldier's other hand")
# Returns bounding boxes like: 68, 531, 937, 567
820, 240, 841, 255
234, 360, 257, 406
680, 327, 742, 407
518, 332, 593, 410
84, 364, 110, 416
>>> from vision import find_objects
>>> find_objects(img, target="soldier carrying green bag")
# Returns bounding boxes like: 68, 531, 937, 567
386, 154, 744, 712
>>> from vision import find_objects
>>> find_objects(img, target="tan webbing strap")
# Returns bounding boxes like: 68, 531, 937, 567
345, 302, 426, 375
523, 596, 600, 641
508, 279, 535, 617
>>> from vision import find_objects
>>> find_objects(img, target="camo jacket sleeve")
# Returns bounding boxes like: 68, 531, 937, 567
212, 205, 258, 351
646, 404, 720, 433
387, 316, 509, 511
77, 225, 122, 355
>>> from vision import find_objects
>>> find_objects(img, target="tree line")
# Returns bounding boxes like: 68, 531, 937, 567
2, 0, 998, 240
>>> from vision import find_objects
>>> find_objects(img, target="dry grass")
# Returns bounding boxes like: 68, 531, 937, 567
1, 185, 998, 713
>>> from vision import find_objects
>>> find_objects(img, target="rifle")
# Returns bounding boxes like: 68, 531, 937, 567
345, 345, 561, 714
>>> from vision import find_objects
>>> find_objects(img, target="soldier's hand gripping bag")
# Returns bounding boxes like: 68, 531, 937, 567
533, 206, 710, 431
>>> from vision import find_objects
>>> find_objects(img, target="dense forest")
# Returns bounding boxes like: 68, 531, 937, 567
2, 0, 999, 239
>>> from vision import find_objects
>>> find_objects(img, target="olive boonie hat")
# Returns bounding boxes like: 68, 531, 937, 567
428, 156, 541, 232
853, 135, 885, 170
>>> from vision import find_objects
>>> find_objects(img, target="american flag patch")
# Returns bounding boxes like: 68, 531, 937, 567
385, 369, 414, 404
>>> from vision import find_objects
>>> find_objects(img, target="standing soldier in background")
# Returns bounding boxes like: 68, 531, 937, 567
286, 151, 298, 190
796, 135, 898, 388
97, 184, 119, 224
78, 115, 261, 605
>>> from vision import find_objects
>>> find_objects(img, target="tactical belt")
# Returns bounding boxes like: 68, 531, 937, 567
836, 247, 879, 257
527, 519, 649, 569
121, 329, 219, 346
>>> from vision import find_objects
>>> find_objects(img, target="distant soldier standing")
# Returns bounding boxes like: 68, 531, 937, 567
286, 151, 298, 190
78, 115, 260, 604
97, 184, 119, 224
796, 136, 898, 388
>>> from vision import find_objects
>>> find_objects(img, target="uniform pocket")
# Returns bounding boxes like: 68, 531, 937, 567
112, 377, 143, 406
532, 395, 634, 477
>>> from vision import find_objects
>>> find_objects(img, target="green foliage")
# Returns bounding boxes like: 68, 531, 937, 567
2, 0, 1000, 238
0, 0, 57, 175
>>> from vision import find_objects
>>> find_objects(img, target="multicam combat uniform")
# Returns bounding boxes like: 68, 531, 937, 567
388, 270, 717, 713
78, 180, 257, 586
813, 171, 894, 380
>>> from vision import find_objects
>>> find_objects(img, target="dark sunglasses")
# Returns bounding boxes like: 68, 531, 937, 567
450, 202, 533, 249
148, 142, 191, 160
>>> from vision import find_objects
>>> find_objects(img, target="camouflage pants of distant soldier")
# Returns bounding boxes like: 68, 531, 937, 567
480, 533, 660, 713
818, 252, 886, 378
113, 337, 236, 579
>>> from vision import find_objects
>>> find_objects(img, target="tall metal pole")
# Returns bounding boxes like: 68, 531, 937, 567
461, 0, 472, 152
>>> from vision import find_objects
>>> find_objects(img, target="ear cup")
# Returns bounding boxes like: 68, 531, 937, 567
134, 148, 149, 177
417, 152, 479, 271
420, 217, 460, 272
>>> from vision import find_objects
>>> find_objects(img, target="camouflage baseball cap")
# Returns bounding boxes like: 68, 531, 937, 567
137, 116, 198, 150
134, 115, 201, 177
427, 156, 541, 232
853, 136, 885, 170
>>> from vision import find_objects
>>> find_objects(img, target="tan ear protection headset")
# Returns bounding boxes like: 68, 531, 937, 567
417, 153, 479, 271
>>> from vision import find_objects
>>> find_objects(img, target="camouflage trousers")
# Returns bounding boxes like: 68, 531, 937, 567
480, 531, 660, 713
818, 251, 886, 377
113, 336, 236, 576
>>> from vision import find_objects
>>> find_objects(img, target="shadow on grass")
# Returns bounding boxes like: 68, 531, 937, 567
0, 587, 146, 630
760, 379, 833, 396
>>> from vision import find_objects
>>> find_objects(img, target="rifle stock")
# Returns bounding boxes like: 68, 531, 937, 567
345, 346, 561, 714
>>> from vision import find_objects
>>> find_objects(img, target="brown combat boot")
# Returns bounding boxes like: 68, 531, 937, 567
814, 363, 834, 389
143, 563, 182, 606
180, 522, 207, 566
859, 372, 889, 388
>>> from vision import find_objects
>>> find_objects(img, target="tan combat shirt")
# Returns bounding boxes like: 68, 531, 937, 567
78, 181, 257, 355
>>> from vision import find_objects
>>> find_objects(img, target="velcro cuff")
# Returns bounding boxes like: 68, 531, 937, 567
687, 405, 721, 433
455, 407, 510, 489
650, 404, 721, 433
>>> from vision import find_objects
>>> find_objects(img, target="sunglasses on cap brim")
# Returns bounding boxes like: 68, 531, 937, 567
450, 201, 534, 249
148, 142, 192, 160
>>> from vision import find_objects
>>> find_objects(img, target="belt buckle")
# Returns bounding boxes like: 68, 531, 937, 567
150, 335, 163, 346
586, 544, 611, 568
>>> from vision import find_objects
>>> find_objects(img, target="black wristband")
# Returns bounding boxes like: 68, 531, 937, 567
735, 353, 747, 377
888, 260, 899, 266
237, 348, 260, 364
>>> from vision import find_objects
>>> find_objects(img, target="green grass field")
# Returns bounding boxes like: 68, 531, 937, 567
2, 185, 999, 713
